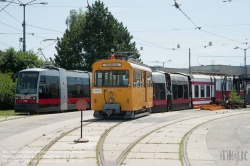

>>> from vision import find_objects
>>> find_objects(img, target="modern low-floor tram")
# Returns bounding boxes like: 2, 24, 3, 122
14, 66, 91, 113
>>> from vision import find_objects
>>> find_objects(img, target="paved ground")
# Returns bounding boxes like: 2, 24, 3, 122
187, 112, 250, 166
206, 114, 250, 166
1, 109, 250, 166
0, 111, 93, 166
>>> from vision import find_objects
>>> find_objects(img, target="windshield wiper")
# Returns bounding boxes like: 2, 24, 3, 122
24, 88, 35, 95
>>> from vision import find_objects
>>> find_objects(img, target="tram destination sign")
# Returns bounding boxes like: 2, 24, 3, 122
102, 63, 122, 67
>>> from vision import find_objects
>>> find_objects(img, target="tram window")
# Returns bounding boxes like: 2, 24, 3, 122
141, 72, 145, 88
83, 78, 90, 96
154, 83, 166, 100
184, 84, 188, 99
136, 71, 141, 88
206, 86, 210, 97
216, 81, 220, 90
75, 77, 84, 97
147, 73, 152, 88
39, 76, 59, 99
172, 84, 178, 99
133, 70, 137, 87
228, 81, 232, 91
96, 72, 103, 86
195, 85, 199, 97
67, 77, 75, 98
95, 70, 129, 87
67, 77, 90, 98
200, 85, 205, 97
40, 76, 45, 83
178, 85, 183, 98
105, 72, 112, 86
46, 76, 59, 98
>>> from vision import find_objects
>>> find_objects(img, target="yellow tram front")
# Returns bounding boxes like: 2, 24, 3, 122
92, 55, 153, 119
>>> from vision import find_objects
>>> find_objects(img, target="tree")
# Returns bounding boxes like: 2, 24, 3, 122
0, 72, 15, 110
55, 9, 86, 70
0, 48, 44, 75
229, 87, 242, 103
81, 0, 141, 71
55, 1, 141, 71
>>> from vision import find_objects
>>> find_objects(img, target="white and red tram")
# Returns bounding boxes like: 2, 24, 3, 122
151, 71, 234, 112
14, 66, 91, 113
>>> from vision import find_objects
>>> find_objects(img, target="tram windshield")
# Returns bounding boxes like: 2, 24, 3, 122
95, 70, 129, 87
16, 72, 39, 94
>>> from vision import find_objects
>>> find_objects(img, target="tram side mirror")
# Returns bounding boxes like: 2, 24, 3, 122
12, 72, 19, 82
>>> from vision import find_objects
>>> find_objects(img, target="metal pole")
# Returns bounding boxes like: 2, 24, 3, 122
84, 71, 91, 109
23, 5, 26, 52
244, 49, 247, 76
163, 62, 164, 67
189, 48, 191, 74
81, 110, 82, 138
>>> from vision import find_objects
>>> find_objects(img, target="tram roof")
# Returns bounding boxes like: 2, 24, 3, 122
129, 62, 152, 72
19, 68, 47, 72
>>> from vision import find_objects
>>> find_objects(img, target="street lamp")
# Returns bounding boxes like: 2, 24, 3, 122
0, 0, 48, 52
152, 60, 172, 67
234, 46, 250, 76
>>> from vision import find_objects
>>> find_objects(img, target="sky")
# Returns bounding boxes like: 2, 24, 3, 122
0, 0, 250, 69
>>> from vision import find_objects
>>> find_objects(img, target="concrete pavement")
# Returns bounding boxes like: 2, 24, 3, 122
1, 109, 250, 166
0, 111, 93, 166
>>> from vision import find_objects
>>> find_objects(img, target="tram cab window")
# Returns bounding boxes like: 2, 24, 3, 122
95, 70, 129, 87
16, 72, 39, 94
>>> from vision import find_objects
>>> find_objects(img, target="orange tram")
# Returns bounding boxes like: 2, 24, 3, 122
91, 54, 153, 119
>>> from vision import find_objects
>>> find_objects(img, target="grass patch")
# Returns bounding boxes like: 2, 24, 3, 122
0, 110, 16, 116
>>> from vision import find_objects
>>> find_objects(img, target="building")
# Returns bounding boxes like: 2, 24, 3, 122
151, 65, 250, 76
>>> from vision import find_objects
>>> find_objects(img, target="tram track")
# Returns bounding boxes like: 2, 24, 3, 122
95, 113, 212, 166
180, 111, 250, 166
29, 119, 101, 166
13, 109, 249, 166
30, 118, 125, 166
97, 120, 125, 166
115, 114, 212, 166
94, 110, 250, 166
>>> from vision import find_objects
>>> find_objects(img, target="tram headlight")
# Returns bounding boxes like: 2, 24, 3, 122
30, 96, 36, 100
109, 97, 114, 104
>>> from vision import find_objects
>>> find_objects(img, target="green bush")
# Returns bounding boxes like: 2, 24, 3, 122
229, 87, 242, 103
0, 72, 15, 110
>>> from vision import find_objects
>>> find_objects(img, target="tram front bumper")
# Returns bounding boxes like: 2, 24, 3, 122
14, 103, 39, 113
103, 104, 121, 115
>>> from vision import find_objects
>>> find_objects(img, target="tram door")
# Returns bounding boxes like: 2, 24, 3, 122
142, 71, 146, 102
